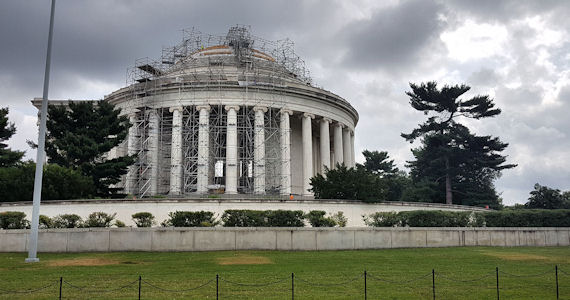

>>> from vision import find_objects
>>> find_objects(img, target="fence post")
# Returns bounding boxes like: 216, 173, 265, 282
59, 277, 62, 300
138, 275, 141, 300
291, 272, 294, 300
495, 267, 500, 300
216, 274, 219, 300
432, 269, 435, 300
554, 265, 560, 300
364, 270, 367, 300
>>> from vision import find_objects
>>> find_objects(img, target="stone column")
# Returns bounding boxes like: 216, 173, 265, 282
350, 131, 355, 167
254, 106, 268, 194
343, 127, 351, 166
302, 113, 315, 196
148, 109, 159, 196
280, 109, 292, 195
333, 122, 344, 167
169, 107, 183, 195
196, 105, 210, 194
319, 118, 331, 174
125, 112, 138, 194
225, 105, 240, 194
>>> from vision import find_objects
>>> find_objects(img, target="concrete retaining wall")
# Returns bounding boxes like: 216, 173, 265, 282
1, 227, 568, 253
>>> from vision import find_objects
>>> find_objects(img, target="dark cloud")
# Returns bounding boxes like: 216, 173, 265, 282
338, 0, 446, 71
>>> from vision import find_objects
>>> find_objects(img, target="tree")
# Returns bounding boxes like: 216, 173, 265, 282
402, 82, 515, 206
45, 101, 134, 197
360, 150, 399, 176
526, 183, 568, 209
358, 150, 409, 201
0, 107, 24, 167
310, 164, 386, 201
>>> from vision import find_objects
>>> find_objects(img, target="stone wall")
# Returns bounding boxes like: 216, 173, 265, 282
1, 227, 568, 253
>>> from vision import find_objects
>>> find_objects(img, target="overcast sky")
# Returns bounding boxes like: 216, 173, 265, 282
1, 0, 569, 205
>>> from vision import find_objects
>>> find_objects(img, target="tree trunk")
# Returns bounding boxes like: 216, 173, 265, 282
445, 156, 452, 205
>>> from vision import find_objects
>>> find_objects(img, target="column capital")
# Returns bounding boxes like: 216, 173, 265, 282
169, 106, 183, 113
196, 105, 211, 112
253, 106, 268, 113
302, 113, 315, 119
225, 105, 240, 112
321, 117, 332, 123
280, 109, 293, 116
335, 122, 345, 128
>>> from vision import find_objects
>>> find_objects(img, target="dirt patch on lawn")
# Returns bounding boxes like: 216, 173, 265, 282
47, 257, 123, 267
481, 252, 550, 261
217, 255, 273, 265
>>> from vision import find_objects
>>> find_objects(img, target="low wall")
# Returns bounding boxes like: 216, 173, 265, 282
0, 198, 487, 227
1, 227, 568, 253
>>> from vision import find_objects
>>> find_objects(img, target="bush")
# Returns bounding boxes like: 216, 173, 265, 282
52, 214, 83, 228
85, 212, 116, 228
363, 212, 400, 227
305, 211, 336, 227
132, 212, 155, 227
363, 210, 570, 227
266, 210, 305, 227
222, 210, 266, 227
0, 211, 29, 229
331, 212, 348, 227
482, 210, 570, 227
162, 211, 217, 227
114, 220, 126, 227
39, 215, 53, 229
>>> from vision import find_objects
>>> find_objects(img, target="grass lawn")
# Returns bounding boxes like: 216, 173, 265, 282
1, 247, 569, 299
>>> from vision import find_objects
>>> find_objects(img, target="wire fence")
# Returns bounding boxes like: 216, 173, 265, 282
1, 266, 569, 299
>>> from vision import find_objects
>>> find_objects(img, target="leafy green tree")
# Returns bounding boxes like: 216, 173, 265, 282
402, 82, 515, 207
525, 183, 568, 209
310, 164, 386, 201
358, 150, 410, 202
0, 107, 24, 167
0, 161, 94, 202
360, 150, 399, 176
45, 101, 134, 197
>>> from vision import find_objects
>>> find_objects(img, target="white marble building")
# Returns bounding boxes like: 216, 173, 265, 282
37, 27, 359, 197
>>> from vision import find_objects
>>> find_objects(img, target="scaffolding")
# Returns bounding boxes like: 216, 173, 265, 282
123, 26, 311, 197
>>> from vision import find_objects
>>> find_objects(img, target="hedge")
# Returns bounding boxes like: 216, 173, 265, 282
221, 210, 305, 227
364, 210, 570, 227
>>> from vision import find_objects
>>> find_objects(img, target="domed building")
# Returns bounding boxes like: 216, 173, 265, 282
47, 26, 359, 197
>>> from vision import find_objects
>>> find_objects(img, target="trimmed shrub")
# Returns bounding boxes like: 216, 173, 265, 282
266, 210, 305, 227
132, 212, 155, 227
39, 215, 53, 229
363, 212, 400, 227
222, 210, 266, 227
85, 212, 116, 228
115, 220, 126, 227
305, 210, 336, 227
0, 211, 29, 229
482, 210, 570, 227
52, 214, 83, 228
332, 212, 348, 227
162, 211, 217, 227
364, 210, 570, 227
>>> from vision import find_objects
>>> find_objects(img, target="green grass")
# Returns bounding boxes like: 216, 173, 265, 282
1, 247, 569, 299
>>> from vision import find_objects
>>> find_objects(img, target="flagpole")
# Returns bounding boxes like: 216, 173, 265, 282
26, 0, 56, 263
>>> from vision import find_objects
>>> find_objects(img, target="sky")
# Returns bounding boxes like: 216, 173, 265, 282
1, 0, 569, 205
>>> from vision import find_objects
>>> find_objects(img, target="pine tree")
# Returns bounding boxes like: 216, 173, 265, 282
45, 101, 134, 197
0, 107, 24, 167
402, 82, 515, 206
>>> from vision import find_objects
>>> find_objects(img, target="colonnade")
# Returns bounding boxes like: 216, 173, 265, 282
126, 105, 355, 197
